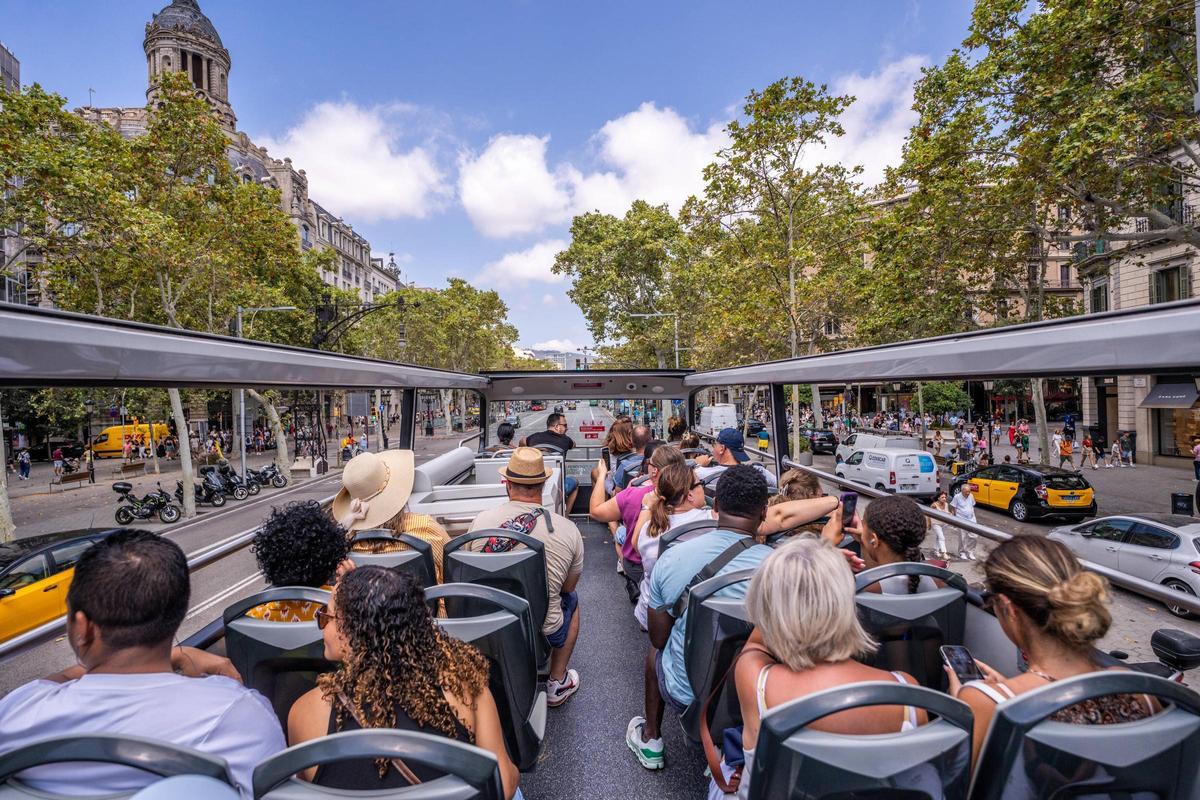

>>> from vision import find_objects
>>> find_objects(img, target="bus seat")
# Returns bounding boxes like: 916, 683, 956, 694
252, 729, 504, 800
131, 776, 239, 799
659, 519, 719, 554
442, 530, 550, 674
854, 563, 968, 691
348, 530, 436, 589
223, 587, 335, 730
970, 672, 1200, 800
0, 734, 233, 800
747, 681, 973, 800
428, 583, 547, 772
411, 446, 476, 493
680, 568, 756, 744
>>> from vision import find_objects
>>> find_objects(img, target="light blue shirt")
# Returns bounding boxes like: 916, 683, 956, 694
648, 530, 772, 706
0, 672, 285, 799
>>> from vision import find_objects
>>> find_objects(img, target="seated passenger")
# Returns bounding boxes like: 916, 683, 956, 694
288, 567, 521, 799
611, 424, 653, 491
947, 535, 1157, 770
679, 431, 701, 451
667, 416, 687, 443
335, 449, 450, 582
249, 500, 351, 622
0, 531, 284, 799
590, 441, 685, 599
694, 428, 778, 490
485, 421, 517, 453
467, 447, 585, 707
524, 413, 579, 512
859, 494, 942, 594
717, 536, 928, 797
766, 469, 826, 536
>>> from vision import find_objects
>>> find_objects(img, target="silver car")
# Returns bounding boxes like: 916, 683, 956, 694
1048, 513, 1200, 618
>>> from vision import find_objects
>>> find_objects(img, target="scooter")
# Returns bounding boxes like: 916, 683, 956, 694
1110, 628, 1200, 685
113, 481, 181, 524
175, 479, 226, 507
247, 462, 288, 489
199, 464, 248, 500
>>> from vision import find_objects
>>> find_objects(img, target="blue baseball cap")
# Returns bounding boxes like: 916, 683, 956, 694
716, 428, 750, 462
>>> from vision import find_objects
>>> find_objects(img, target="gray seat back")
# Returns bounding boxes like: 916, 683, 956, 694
680, 568, 756, 744
132, 776, 240, 799
428, 583, 546, 772
0, 735, 232, 800
443, 529, 549, 646
252, 729, 504, 800
223, 587, 333, 729
660, 519, 719, 553
412, 447, 476, 493
971, 672, 1200, 800
854, 563, 968, 691
748, 682, 973, 800
349, 529, 436, 589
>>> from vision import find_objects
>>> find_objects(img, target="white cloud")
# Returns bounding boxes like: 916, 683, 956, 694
479, 238, 568, 285
805, 55, 929, 188
259, 101, 450, 223
532, 338, 581, 352
458, 103, 726, 239
541, 293, 557, 306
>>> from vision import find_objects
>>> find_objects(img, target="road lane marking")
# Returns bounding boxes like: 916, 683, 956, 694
185, 571, 264, 620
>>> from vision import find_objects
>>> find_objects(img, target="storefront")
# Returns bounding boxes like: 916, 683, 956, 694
1140, 377, 1200, 458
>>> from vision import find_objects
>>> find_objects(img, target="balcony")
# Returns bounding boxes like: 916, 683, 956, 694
1071, 239, 1107, 263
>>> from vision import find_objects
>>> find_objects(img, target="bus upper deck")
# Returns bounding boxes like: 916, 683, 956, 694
1, 300, 1200, 799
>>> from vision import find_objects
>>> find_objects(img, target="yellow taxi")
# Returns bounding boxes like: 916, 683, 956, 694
0, 529, 122, 643
949, 464, 1097, 523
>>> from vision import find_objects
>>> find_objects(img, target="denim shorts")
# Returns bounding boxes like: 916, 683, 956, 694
546, 591, 578, 649
563, 476, 578, 494
654, 648, 688, 714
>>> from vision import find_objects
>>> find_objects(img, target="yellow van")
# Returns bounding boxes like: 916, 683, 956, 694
90, 423, 170, 458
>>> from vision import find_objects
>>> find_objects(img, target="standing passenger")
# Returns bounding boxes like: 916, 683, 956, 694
949, 482, 978, 561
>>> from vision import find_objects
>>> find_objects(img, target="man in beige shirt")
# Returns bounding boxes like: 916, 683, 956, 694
468, 447, 584, 707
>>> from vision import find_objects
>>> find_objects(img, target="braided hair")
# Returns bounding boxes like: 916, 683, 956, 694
863, 495, 927, 594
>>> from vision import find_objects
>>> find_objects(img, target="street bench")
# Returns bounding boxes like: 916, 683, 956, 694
49, 471, 90, 492
110, 460, 146, 478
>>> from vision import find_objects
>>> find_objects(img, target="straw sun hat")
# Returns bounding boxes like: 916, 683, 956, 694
332, 450, 415, 532
499, 446, 554, 485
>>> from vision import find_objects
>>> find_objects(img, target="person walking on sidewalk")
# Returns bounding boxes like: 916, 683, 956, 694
85, 447, 95, 484
1109, 438, 1122, 468
930, 491, 951, 560
1081, 434, 1097, 470
1119, 431, 1134, 468
17, 449, 31, 480
1192, 436, 1200, 481
1057, 436, 1074, 469
949, 482, 979, 560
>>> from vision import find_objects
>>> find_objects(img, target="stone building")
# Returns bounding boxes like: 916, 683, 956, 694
0, 41, 35, 305
75, 0, 398, 304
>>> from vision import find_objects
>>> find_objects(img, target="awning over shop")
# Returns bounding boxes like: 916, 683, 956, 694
1139, 383, 1200, 409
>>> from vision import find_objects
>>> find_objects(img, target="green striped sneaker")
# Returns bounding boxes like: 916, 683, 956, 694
626, 716, 665, 770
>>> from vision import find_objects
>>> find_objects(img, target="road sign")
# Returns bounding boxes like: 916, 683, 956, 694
584, 432, 600, 439
580, 424, 606, 432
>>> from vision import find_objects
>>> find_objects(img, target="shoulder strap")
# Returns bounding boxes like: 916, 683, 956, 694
960, 680, 1012, 705
337, 692, 422, 786
668, 537, 755, 619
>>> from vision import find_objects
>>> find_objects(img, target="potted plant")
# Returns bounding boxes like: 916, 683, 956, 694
793, 434, 813, 466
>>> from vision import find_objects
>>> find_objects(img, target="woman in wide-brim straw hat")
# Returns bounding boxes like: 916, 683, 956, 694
334, 450, 450, 582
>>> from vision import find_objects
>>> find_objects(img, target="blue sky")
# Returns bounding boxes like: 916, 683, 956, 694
2, 0, 972, 351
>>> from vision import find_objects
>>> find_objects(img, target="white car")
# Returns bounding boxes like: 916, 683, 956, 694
835, 448, 940, 501
835, 432, 922, 464
1048, 514, 1200, 618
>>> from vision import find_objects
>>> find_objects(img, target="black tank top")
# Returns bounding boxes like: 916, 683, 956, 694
313, 698, 473, 790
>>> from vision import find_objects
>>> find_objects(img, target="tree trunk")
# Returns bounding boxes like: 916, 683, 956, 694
440, 390, 453, 438
249, 389, 290, 473
168, 388, 196, 519
1031, 378, 1051, 466
810, 384, 824, 429
149, 415, 161, 475
0, 485, 13, 543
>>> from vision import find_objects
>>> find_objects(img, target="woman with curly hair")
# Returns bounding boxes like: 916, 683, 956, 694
288, 566, 521, 798
247, 501, 352, 622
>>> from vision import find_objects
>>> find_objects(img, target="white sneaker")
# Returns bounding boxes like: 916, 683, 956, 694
547, 668, 580, 707
626, 716, 665, 770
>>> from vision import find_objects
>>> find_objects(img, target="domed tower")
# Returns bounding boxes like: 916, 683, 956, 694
144, 0, 236, 130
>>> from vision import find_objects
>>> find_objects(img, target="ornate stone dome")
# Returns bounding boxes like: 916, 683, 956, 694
148, 0, 222, 47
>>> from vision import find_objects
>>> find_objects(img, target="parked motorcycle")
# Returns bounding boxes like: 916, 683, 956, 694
217, 461, 260, 496
114, 481, 181, 524
175, 479, 226, 507
199, 464, 248, 500
247, 462, 288, 489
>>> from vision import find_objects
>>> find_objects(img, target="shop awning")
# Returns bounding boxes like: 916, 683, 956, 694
1139, 383, 1200, 408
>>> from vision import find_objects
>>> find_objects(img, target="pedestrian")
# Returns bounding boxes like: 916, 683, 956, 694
1119, 431, 1134, 468
122, 436, 132, 462
52, 446, 65, 478
949, 482, 979, 560
933, 430, 943, 457
1057, 435, 1074, 469
85, 447, 95, 484
1018, 431, 1030, 464
1051, 428, 1063, 455
18, 448, 31, 480
1081, 434, 1097, 470
930, 490, 951, 560
165, 435, 176, 460
1007, 422, 1016, 447
1193, 437, 1200, 481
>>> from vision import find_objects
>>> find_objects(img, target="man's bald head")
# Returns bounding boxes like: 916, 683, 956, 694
632, 425, 652, 453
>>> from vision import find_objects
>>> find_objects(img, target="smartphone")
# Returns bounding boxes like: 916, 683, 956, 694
940, 645, 983, 682
839, 491, 858, 533
601, 446, 611, 466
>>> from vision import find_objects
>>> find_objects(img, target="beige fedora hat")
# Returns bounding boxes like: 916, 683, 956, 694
499, 446, 554, 485
332, 449, 415, 532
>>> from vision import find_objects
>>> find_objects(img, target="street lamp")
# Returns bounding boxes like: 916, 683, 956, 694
424, 395, 434, 437
629, 312, 681, 369
983, 380, 996, 460
84, 398, 95, 483
235, 306, 299, 477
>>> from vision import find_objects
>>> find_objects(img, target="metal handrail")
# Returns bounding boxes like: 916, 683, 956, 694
780, 458, 1200, 615
458, 431, 483, 451
0, 493, 339, 661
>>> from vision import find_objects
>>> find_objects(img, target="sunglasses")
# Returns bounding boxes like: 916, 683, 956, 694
691, 481, 703, 490
315, 606, 339, 631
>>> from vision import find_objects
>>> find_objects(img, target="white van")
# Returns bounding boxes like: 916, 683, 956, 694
835, 432, 922, 464
698, 404, 739, 438
835, 448, 939, 501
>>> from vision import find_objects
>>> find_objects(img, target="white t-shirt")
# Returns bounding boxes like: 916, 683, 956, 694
950, 491, 977, 523
0, 672, 285, 799
634, 507, 714, 628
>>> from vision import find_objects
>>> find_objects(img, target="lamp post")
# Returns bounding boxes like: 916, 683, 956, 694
235, 306, 298, 478
424, 395, 434, 437
983, 380, 995, 461
84, 398, 94, 483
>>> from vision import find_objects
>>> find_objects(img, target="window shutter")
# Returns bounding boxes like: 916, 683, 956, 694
1148, 272, 1159, 304
1182, 265, 1194, 299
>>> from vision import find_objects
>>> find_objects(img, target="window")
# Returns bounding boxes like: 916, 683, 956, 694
1149, 265, 1193, 304
50, 540, 96, 571
823, 318, 841, 337
845, 452, 864, 465
1127, 524, 1177, 550
1059, 264, 1071, 286
1080, 519, 1131, 543
1090, 280, 1109, 313
301, 224, 310, 244
996, 466, 1023, 483
0, 554, 49, 590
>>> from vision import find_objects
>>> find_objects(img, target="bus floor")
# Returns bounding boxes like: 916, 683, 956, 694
521, 519, 710, 800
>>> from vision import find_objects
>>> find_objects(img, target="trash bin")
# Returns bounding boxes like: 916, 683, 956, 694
1172, 492, 1194, 516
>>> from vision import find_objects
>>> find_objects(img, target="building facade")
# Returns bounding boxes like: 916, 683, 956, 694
73, 0, 398, 304
0, 42, 35, 305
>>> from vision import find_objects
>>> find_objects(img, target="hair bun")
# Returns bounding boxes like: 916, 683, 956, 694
1046, 570, 1110, 647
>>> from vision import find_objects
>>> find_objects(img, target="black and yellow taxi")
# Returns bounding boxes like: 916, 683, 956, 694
948, 464, 1097, 523
0, 528, 124, 643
